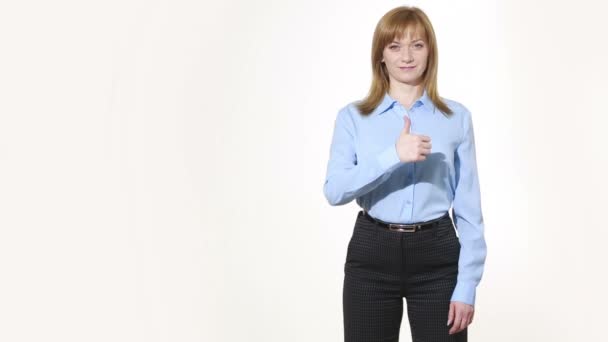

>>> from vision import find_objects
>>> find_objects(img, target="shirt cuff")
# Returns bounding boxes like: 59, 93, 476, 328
376, 144, 401, 171
450, 280, 477, 306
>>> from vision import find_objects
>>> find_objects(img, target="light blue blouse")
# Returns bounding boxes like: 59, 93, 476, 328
323, 90, 487, 306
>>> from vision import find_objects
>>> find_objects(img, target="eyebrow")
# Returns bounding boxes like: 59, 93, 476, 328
391, 39, 424, 44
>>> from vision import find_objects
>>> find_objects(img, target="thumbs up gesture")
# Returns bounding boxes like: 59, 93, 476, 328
395, 115, 432, 163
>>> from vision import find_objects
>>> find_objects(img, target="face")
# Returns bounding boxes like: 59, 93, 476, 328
381, 31, 429, 86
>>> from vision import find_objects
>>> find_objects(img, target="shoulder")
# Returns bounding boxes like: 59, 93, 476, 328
333, 100, 363, 127
341, 100, 364, 118
439, 96, 475, 141
440, 96, 472, 118
440, 96, 475, 126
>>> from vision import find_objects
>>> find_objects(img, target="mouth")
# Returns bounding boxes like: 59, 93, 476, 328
399, 66, 416, 71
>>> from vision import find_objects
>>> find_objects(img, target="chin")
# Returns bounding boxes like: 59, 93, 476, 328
396, 77, 423, 85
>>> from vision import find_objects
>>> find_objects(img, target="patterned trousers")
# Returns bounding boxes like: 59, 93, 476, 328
343, 210, 467, 342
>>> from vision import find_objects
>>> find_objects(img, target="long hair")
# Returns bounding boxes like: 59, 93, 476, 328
356, 6, 453, 116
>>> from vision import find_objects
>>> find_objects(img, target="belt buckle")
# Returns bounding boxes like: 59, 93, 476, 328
388, 224, 418, 232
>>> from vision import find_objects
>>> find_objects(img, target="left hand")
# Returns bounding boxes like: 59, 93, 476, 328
447, 301, 474, 335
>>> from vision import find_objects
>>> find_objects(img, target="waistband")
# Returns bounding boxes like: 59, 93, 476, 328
360, 210, 450, 233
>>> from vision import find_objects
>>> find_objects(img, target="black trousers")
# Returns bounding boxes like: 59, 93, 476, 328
343, 210, 467, 342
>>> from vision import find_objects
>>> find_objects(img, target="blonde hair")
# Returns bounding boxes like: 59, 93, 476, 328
356, 6, 453, 116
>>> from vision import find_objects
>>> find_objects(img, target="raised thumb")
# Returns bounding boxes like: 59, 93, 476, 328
402, 115, 411, 134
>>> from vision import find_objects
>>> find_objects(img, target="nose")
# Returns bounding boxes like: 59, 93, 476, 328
401, 48, 413, 62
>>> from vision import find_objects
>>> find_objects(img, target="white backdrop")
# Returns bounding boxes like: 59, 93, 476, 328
1, 0, 607, 341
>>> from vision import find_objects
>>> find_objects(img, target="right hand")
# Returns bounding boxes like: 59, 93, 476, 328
395, 115, 432, 162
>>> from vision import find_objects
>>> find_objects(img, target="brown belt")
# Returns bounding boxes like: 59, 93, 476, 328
361, 210, 450, 232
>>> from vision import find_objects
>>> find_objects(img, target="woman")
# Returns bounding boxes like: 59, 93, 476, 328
323, 6, 487, 342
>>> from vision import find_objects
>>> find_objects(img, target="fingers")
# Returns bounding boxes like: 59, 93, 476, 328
418, 149, 431, 158
447, 302, 454, 326
418, 144, 431, 157
415, 139, 432, 158
396, 133, 431, 162
457, 314, 467, 333
402, 115, 411, 134
448, 305, 462, 335
448, 305, 474, 335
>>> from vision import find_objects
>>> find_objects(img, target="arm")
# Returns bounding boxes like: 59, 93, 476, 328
323, 107, 402, 206
450, 109, 488, 306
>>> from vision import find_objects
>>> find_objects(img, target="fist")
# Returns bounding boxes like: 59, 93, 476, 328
395, 115, 432, 163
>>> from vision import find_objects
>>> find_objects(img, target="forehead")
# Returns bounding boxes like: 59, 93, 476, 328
392, 24, 426, 42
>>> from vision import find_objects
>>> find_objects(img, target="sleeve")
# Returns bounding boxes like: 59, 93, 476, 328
450, 108, 488, 306
323, 107, 402, 206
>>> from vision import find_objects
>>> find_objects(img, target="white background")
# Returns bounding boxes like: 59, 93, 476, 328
1, 0, 607, 341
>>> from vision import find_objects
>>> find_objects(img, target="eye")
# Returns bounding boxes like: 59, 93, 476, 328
389, 45, 399, 50
414, 43, 424, 48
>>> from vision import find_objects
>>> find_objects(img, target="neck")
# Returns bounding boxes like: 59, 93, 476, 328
388, 81, 424, 110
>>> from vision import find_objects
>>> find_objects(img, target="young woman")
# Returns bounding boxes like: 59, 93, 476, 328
323, 6, 488, 342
